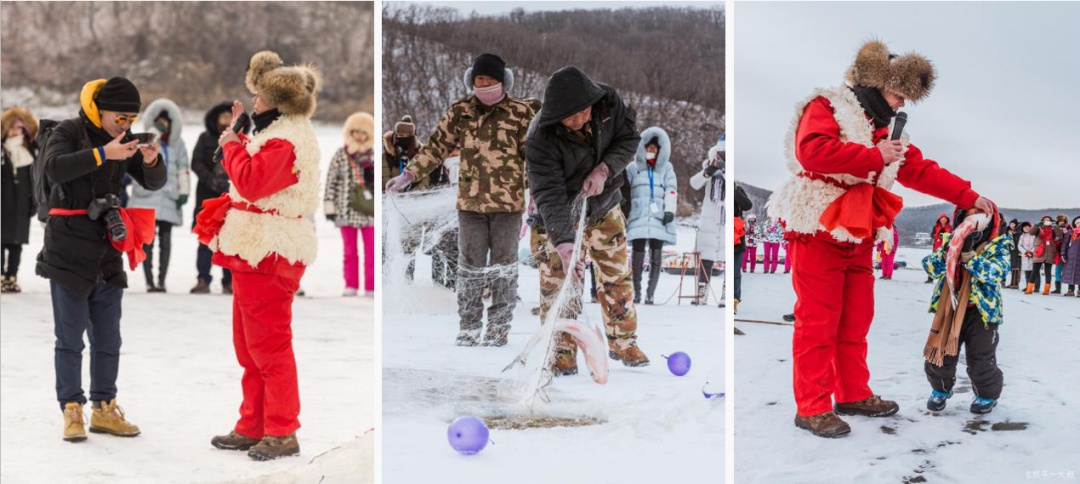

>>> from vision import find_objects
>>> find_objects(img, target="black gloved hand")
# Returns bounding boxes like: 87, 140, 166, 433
663, 212, 674, 226
962, 230, 981, 253
704, 164, 720, 177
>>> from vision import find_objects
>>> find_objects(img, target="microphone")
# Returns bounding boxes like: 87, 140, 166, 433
890, 111, 907, 141
213, 112, 251, 162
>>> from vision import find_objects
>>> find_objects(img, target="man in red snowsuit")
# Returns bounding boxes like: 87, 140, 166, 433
195, 51, 323, 459
768, 40, 995, 438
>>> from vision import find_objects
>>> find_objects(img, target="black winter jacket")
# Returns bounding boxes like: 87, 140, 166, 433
525, 68, 639, 246
36, 113, 166, 296
1, 145, 37, 245
192, 102, 234, 209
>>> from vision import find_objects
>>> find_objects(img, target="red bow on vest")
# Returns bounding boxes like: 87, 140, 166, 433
194, 194, 233, 246
818, 184, 904, 240
49, 206, 156, 270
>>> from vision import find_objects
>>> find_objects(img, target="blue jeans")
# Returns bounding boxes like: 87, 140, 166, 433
197, 242, 232, 286
51, 280, 123, 409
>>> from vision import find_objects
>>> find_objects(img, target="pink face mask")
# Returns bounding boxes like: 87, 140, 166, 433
475, 83, 505, 106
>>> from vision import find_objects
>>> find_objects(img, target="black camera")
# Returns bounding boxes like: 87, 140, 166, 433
87, 194, 127, 242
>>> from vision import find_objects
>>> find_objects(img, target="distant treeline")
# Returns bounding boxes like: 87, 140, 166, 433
382, 4, 725, 216
0, 2, 374, 121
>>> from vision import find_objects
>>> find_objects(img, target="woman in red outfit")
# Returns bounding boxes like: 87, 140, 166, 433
768, 40, 995, 438
926, 214, 952, 282
196, 51, 322, 460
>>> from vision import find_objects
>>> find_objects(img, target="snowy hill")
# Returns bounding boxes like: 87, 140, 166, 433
734, 247, 1078, 483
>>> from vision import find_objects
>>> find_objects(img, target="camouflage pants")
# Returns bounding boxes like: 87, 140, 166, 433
537, 207, 638, 351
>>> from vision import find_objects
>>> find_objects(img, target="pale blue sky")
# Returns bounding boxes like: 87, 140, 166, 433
735, 2, 1078, 209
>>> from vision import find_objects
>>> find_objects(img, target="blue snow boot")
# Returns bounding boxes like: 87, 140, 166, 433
970, 397, 998, 415
927, 390, 951, 412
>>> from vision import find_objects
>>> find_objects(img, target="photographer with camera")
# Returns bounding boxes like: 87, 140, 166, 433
381, 115, 428, 190
36, 77, 165, 443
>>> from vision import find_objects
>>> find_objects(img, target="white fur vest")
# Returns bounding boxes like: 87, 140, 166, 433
766, 85, 909, 244
212, 115, 321, 267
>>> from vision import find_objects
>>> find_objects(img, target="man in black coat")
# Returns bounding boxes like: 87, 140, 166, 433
189, 101, 238, 294
525, 66, 648, 374
36, 77, 166, 442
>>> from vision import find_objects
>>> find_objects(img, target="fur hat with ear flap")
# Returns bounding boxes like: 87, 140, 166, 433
245, 50, 322, 117
462, 63, 515, 93
846, 39, 936, 102
343, 112, 375, 154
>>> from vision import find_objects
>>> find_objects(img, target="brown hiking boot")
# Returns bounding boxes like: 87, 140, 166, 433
89, 399, 141, 437
609, 344, 650, 367
834, 395, 899, 417
248, 433, 300, 461
552, 349, 578, 376
190, 280, 211, 294
794, 411, 851, 438
222, 283, 233, 295
211, 430, 261, 451
482, 324, 509, 347
62, 402, 87, 442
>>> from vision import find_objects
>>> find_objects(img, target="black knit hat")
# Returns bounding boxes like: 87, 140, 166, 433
471, 54, 506, 85
95, 77, 141, 113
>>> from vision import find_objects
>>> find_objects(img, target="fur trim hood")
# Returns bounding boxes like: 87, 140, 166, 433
1, 107, 38, 141
343, 112, 375, 154
141, 98, 184, 143
846, 40, 936, 102
634, 126, 672, 170
245, 50, 322, 118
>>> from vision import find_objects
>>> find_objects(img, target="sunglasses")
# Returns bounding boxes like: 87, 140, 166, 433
114, 114, 139, 125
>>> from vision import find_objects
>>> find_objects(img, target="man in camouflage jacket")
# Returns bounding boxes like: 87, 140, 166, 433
525, 66, 650, 373
387, 54, 534, 347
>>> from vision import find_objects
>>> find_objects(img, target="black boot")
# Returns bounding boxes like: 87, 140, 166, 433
1053, 282, 1062, 294
631, 251, 645, 304
645, 248, 662, 305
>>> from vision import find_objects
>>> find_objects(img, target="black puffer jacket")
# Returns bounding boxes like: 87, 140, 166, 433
525, 66, 639, 246
192, 102, 235, 214
1, 145, 37, 245
36, 112, 166, 296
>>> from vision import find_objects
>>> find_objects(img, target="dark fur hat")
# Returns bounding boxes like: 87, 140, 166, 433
846, 40, 936, 102
245, 51, 322, 117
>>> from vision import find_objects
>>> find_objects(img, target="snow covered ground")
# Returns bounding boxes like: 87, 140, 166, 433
735, 247, 1079, 483
0, 120, 375, 483
382, 225, 725, 483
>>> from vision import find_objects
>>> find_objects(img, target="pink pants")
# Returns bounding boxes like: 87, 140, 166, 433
763, 242, 781, 273
341, 226, 375, 292
784, 244, 792, 272
881, 250, 896, 278
742, 246, 758, 272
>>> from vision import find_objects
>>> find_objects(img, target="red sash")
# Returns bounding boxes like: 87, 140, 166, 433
49, 206, 156, 270
800, 172, 904, 240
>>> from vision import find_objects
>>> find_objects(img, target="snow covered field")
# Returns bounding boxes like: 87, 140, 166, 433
735, 247, 1079, 483
382, 225, 725, 483
0, 120, 375, 483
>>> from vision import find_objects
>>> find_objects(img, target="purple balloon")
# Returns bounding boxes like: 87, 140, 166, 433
665, 352, 692, 376
447, 416, 489, 455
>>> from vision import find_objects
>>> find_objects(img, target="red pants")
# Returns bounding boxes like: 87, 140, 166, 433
790, 233, 875, 416
231, 270, 303, 438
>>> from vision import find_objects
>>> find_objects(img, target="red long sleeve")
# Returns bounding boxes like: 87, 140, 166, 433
895, 143, 980, 209
794, 97, 884, 179
222, 137, 299, 201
